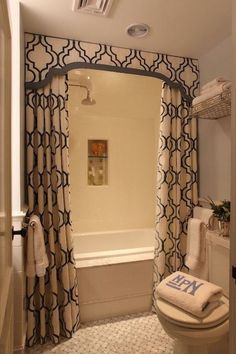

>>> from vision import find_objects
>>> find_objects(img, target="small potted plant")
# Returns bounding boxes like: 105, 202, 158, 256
207, 198, 230, 237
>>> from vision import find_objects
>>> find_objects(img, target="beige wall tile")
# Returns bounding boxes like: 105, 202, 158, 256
68, 70, 162, 233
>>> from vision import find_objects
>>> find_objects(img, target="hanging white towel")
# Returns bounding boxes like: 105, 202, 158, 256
188, 206, 214, 280
26, 215, 49, 277
156, 271, 223, 318
185, 218, 205, 270
193, 206, 213, 226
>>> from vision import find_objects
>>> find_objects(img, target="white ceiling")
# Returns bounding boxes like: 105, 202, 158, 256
20, 0, 232, 58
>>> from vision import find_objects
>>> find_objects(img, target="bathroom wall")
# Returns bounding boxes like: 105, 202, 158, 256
198, 36, 232, 201
68, 70, 162, 233
7, 1, 26, 353
8, 0, 25, 214
12, 219, 26, 354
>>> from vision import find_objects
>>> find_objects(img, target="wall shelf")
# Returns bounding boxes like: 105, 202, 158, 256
191, 88, 231, 120
88, 140, 108, 186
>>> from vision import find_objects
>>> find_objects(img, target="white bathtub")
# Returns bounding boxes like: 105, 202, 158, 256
74, 228, 155, 267
74, 228, 155, 322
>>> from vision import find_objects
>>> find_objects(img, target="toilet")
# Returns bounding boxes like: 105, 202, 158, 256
155, 230, 230, 354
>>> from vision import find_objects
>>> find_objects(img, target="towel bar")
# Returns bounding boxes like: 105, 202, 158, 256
12, 225, 27, 239
11, 211, 35, 240
185, 206, 214, 231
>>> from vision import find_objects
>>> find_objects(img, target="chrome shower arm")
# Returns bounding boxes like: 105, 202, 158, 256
69, 83, 90, 93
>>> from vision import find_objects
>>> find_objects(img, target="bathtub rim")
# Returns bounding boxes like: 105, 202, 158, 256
73, 227, 155, 238
75, 246, 154, 268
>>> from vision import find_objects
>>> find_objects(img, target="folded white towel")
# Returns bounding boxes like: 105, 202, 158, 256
192, 82, 231, 106
26, 215, 49, 277
201, 77, 227, 91
185, 218, 205, 270
156, 271, 223, 318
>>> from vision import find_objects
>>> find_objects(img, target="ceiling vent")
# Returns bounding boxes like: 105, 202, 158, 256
72, 0, 114, 16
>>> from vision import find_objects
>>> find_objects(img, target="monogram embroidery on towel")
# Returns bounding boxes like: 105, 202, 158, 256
166, 274, 204, 296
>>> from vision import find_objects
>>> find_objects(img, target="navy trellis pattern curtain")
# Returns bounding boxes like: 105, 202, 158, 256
153, 83, 198, 307
26, 75, 80, 346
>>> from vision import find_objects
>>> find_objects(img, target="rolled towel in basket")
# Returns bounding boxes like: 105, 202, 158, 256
193, 82, 231, 106
201, 77, 227, 91
200, 81, 231, 95
156, 271, 223, 318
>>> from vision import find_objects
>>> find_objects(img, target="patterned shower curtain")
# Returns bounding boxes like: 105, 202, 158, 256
153, 83, 198, 307
26, 75, 80, 346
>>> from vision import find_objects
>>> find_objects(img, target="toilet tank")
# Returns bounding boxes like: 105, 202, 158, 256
206, 231, 230, 296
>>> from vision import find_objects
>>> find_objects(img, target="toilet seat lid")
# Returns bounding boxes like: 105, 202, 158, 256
156, 295, 229, 329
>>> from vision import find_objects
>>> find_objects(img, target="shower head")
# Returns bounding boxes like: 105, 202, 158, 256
69, 82, 96, 106
81, 90, 96, 105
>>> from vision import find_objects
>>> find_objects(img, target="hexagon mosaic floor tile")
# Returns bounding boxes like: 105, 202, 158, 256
25, 312, 174, 354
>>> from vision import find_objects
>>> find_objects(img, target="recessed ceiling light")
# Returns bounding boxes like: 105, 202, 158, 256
126, 23, 150, 38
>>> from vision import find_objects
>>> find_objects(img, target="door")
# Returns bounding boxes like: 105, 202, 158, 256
0, 1, 13, 353
230, 3, 236, 354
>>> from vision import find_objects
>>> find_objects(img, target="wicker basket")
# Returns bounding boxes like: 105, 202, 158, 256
191, 89, 231, 120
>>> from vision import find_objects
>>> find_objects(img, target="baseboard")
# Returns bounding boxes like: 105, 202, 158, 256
80, 293, 152, 322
